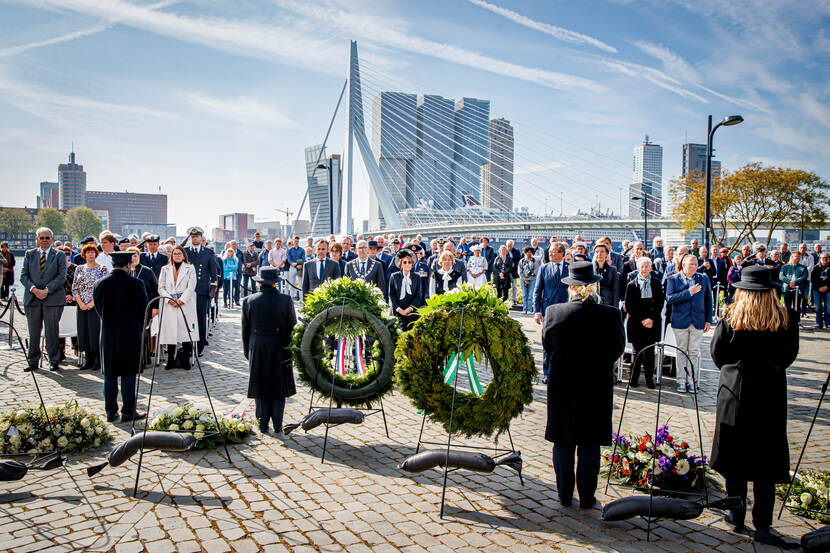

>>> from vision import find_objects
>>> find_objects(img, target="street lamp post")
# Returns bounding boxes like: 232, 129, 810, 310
631, 193, 648, 243
705, 114, 744, 250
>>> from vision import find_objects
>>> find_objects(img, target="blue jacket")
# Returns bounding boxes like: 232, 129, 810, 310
533, 261, 570, 315
258, 249, 270, 269
286, 246, 305, 265
665, 272, 713, 330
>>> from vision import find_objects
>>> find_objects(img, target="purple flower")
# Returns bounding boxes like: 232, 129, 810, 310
658, 456, 673, 473
656, 424, 670, 445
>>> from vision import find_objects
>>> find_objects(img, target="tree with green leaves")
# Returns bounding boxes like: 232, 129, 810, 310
0, 208, 33, 238
65, 207, 103, 242
670, 163, 829, 254
34, 207, 65, 236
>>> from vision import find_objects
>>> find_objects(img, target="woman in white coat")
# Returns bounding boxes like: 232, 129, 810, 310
467, 245, 489, 289
154, 245, 198, 370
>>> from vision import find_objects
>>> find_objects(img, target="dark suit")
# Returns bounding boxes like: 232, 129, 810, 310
492, 255, 513, 301
184, 245, 219, 352
534, 260, 570, 377
140, 251, 168, 278
345, 257, 387, 297
543, 297, 625, 507
388, 271, 424, 331
480, 245, 496, 280
624, 275, 664, 386
20, 247, 67, 367
302, 257, 341, 296
93, 270, 148, 419
242, 286, 297, 432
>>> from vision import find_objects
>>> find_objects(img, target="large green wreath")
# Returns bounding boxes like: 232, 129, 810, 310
395, 284, 535, 438
291, 277, 400, 406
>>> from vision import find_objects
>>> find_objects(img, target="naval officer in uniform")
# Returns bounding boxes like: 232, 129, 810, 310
183, 227, 218, 356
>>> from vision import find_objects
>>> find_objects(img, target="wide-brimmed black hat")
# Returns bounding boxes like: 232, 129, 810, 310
110, 251, 134, 267
254, 266, 280, 284
367, 240, 379, 248
80, 235, 96, 244
562, 261, 602, 285
394, 249, 414, 268
732, 265, 774, 291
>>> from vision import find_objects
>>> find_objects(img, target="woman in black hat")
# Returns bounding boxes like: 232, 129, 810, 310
388, 249, 423, 331
242, 266, 297, 434
542, 261, 625, 509
709, 265, 799, 548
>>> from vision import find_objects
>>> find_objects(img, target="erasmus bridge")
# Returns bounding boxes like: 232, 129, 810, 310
292, 42, 816, 242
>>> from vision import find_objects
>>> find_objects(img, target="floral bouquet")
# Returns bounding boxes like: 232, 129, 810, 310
602, 424, 720, 496
148, 403, 254, 449
776, 470, 830, 522
0, 400, 112, 454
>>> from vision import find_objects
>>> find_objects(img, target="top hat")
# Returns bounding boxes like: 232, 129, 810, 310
732, 265, 774, 291
561, 261, 601, 285
254, 266, 280, 284
394, 249, 414, 268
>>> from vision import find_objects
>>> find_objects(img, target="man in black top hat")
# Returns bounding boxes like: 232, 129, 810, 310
184, 227, 218, 355
140, 235, 168, 277
542, 261, 625, 509
93, 251, 149, 422
242, 267, 297, 434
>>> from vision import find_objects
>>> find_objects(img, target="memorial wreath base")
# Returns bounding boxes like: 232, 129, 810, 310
292, 278, 400, 406
395, 284, 535, 438
148, 403, 253, 449
0, 400, 112, 454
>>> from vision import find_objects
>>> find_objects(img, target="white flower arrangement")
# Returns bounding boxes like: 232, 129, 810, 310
148, 403, 253, 449
0, 401, 111, 454
778, 470, 830, 522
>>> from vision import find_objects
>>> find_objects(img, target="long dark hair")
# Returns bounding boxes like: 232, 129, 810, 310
168, 245, 189, 264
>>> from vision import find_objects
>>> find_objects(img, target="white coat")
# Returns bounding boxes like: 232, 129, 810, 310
152, 263, 198, 345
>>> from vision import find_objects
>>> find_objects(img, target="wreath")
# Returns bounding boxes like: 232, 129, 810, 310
291, 277, 400, 406
395, 284, 535, 438
0, 400, 112, 454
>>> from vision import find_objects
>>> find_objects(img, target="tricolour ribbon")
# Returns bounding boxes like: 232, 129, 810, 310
335, 338, 347, 376
354, 336, 367, 377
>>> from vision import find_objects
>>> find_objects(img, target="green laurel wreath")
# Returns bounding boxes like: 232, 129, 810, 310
291, 277, 400, 406
395, 284, 535, 438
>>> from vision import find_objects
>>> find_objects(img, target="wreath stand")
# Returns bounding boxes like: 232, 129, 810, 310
305, 298, 390, 464
0, 292, 66, 478
413, 306, 524, 519
129, 295, 233, 498
604, 343, 713, 541
777, 366, 830, 522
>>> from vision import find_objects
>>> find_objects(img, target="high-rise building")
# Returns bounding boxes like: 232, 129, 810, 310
85, 191, 167, 234
415, 94, 455, 210
453, 98, 490, 206
58, 150, 86, 210
630, 135, 663, 219
681, 143, 721, 179
481, 118, 514, 211
305, 146, 343, 236
38, 181, 59, 208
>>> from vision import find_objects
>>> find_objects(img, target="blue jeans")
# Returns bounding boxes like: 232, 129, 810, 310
521, 278, 536, 313
233, 276, 241, 303
222, 280, 233, 306
242, 274, 257, 297
104, 374, 136, 419
814, 289, 830, 327
553, 444, 600, 507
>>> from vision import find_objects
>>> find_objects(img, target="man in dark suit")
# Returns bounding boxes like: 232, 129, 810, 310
184, 227, 219, 356
542, 261, 625, 509
345, 240, 386, 296
21, 227, 68, 371
534, 242, 569, 383
243, 267, 297, 434
139, 235, 168, 277
302, 239, 341, 297
94, 251, 149, 422
480, 237, 496, 281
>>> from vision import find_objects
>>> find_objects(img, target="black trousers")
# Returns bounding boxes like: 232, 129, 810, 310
630, 338, 656, 386
76, 307, 101, 353
196, 294, 209, 350
104, 374, 136, 419
553, 444, 600, 507
255, 398, 286, 432
725, 479, 775, 531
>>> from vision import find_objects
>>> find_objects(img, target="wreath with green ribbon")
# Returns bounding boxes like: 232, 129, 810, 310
291, 277, 400, 406
395, 284, 535, 438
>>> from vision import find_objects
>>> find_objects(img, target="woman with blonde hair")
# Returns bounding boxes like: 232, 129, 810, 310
221, 245, 239, 309
710, 265, 798, 548
429, 250, 462, 296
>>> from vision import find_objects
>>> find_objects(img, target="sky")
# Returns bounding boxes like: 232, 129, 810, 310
1, 0, 829, 235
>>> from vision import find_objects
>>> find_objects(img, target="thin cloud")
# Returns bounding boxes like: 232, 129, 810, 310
465, 0, 617, 53
182, 92, 298, 128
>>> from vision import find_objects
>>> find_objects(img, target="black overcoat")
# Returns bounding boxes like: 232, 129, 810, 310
624, 275, 664, 345
242, 287, 297, 399
543, 297, 625, 446
93, 269, 149, 377
709, 311, 799, 483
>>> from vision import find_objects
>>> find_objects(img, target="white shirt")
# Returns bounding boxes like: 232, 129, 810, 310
96, 251, 113, 273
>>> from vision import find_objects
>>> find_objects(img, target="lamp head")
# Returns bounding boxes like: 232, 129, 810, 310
721, 115, 744, 126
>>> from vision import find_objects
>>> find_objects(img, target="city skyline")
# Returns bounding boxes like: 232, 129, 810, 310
1, 1, 828, 233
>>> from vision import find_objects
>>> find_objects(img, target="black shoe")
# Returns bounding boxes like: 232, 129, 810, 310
24, 365, 37, 372
120, 413, 146, 423
107, 414, 119, 423
646, 380, 656, 389
723, 514, 744, 532
630, 381, 639, 388
580, 497, 599, 510
753, 529, 798, 549
559, 497, 572, 507
50, 364, 60, 372
541, 375, 548, 385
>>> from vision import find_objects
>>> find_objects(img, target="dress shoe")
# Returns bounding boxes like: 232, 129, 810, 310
24, 365, 37, 372
50, 364, 60, 372
723, 514, 744, 532
106, 413, 119, 423
120, 413, 146, 423
580, 497, 600, 510
646, 381, 656, 389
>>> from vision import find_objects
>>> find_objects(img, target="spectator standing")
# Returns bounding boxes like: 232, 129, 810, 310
534, 243, 570, 384
96, 233, 116, 273
1, 241, 14, 301
779, 242, 791, 263
781, 251, 809, 325
259, 241, 272, 270
72, 243, 107, 370
811, 243, 823, 266
301, 240, 340, 297
689, 238, 700, 258
242, 243, 259, 296
466, 245, 488, 289
811, 252, 830, 328
329, 242, 347, 275
251, 231, 264, 250
230, 240, 244, 305
666, 254, 712, 392
506, 240, 521, 303
592, 243, 619, 308
155, 245, 198, 371
268, 238, 288, 292
710, 265, 799, 548
726, 254, 743, 304
493, 245, 513, 302
429, 251, 462, 296
140, 235, 168, 278
286, 236, 304, 300
20, 227, 67, 372
479, 237, 496, 282
624, 257, 664, 388
649, 237, 664, 260
388, 249, 423, 331
341, 236, 357, 262
221, 246, 239, 308
518, 247, 540, 314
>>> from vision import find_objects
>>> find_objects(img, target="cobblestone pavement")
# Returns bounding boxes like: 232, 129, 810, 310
0, 300, 828, 553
